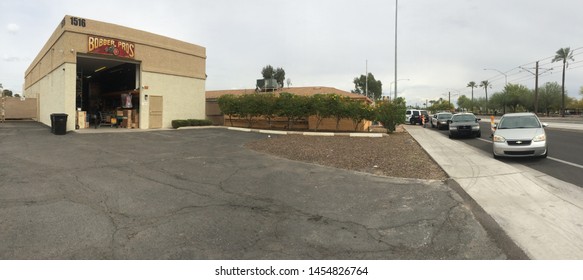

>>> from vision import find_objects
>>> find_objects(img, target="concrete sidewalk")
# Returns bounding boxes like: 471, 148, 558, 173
406, 125, 583, 259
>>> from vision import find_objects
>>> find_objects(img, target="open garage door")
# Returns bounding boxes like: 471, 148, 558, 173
76, 55, 140, 128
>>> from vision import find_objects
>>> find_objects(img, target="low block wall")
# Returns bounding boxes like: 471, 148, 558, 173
3, 97, 37, 119
222, 115, 370, 132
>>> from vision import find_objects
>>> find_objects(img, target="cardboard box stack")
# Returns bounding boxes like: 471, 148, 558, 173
76, 111, 87, 129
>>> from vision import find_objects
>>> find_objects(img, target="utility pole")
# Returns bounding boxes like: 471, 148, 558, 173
448, 92, 451, 107
394, 0, 398, 101
365, 60, 368, 99
535, 61, 539, 115
519, 61, 552, 115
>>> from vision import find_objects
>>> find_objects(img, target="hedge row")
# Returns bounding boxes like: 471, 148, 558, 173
172, 119, 213, 129
218, 92, 407, 133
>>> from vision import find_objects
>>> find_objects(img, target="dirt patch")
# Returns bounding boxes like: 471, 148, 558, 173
246, 130, 448, 180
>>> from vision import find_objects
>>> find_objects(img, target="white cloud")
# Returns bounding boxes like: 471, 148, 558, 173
6, 23, 20, 34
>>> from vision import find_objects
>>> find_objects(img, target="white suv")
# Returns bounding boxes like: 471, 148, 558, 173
405, 109, 429, 125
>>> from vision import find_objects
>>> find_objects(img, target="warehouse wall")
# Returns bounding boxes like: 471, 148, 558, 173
141, 71, 205, 129
26, 63, 76, 130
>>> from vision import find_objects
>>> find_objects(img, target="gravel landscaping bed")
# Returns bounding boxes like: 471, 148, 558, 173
246, 130, 448, 180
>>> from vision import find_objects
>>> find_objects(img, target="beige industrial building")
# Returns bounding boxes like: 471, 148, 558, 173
25, 15, 206, 130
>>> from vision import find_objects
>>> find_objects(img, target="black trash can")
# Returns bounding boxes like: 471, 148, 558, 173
50, 113, 68, 135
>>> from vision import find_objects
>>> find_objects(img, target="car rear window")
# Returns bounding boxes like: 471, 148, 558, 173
438, 114, 452, 119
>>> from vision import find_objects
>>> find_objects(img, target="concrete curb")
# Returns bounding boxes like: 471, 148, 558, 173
227, 126, 385, 137
73, 125, 387, 137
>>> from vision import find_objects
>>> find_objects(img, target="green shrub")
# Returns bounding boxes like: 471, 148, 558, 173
187, 119, 213, 126
375, 97, 406, 133
172, 119, 212, 129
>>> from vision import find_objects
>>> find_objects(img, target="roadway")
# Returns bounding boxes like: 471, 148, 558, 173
429, 120, 583, 188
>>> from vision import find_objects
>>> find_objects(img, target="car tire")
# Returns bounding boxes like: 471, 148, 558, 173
493, 153, 500, 159
431, 122, 435, 128
448, 133, 453, 139
410, 119, 415, 125
539, 149, 548, 159
476, 131, 481, 138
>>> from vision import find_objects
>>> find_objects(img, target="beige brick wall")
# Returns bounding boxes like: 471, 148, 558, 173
2, 97, 37, 119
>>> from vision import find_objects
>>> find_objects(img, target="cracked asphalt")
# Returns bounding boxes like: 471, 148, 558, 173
0, 121, 507, 259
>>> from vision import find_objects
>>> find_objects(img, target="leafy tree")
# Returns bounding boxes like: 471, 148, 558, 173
552, 47, 575, 117
311, 94, 338, 131
488, 92, 504, 114
467, 81, 478, 112
261, 65, 275, 79
480, 80, 492, 113
331, 96, 351, 131
256, 93, 279, 128
2, 89, 13, 97
502, 84, 531, 112
538, 82, 562, 116
277, 93, 311, 129
346, 100, 375, 131
274, 67, 286, 88
352, 73, 383, 101
457, 95, 471, 111
260, 65, 286, 88
429, 98, 454, 112
238, 94, 263, 128
217, 94, 239, 126
375, 97, 406, 133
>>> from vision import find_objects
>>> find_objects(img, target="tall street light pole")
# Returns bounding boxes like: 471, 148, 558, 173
483, 68, 508, 85
394, 0, 398, 101
484, 68, 508, 114
390, 78, 409, 99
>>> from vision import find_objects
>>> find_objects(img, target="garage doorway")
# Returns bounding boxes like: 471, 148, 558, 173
76, 55, 141, 128
149, 96, 163, 128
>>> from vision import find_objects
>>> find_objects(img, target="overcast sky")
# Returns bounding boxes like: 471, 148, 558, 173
1, 0, 583, 106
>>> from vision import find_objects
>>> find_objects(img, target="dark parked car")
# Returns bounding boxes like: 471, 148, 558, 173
431, 112, 453, 130
448, 113, 481, 138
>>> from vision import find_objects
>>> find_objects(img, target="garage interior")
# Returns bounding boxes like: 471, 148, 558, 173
75, 55, 141, 129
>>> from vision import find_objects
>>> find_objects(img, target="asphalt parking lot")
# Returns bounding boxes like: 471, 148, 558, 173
0, 121, 509, 259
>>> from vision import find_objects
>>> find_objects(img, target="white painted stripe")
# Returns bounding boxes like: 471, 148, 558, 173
303, 132, 334, 136
258, 130, 288, 135
227, 127, 251, 132
475, 137, 583, 170
548, 157, 583, 169
349, 133, 383, 138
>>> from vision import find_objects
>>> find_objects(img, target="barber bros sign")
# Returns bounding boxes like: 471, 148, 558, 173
88, 36, 135, 59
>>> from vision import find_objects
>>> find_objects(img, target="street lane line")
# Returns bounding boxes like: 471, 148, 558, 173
547, 157, 583, 169
475, 136, 583, 170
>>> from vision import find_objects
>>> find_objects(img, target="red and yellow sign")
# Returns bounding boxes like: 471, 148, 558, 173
88, 36, 135, 58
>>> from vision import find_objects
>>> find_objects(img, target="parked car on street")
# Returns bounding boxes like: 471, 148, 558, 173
448, 113, 481, 138
405, 109, 429, 125
431, 112, 453, 130
492, 112, 548, 159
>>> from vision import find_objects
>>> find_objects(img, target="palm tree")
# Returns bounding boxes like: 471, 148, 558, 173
479, 80, 492, 114
552, 47, 574, 117
467, 81, 477, 112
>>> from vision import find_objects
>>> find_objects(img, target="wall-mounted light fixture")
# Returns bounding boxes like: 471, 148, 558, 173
144, 94, 148, 101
